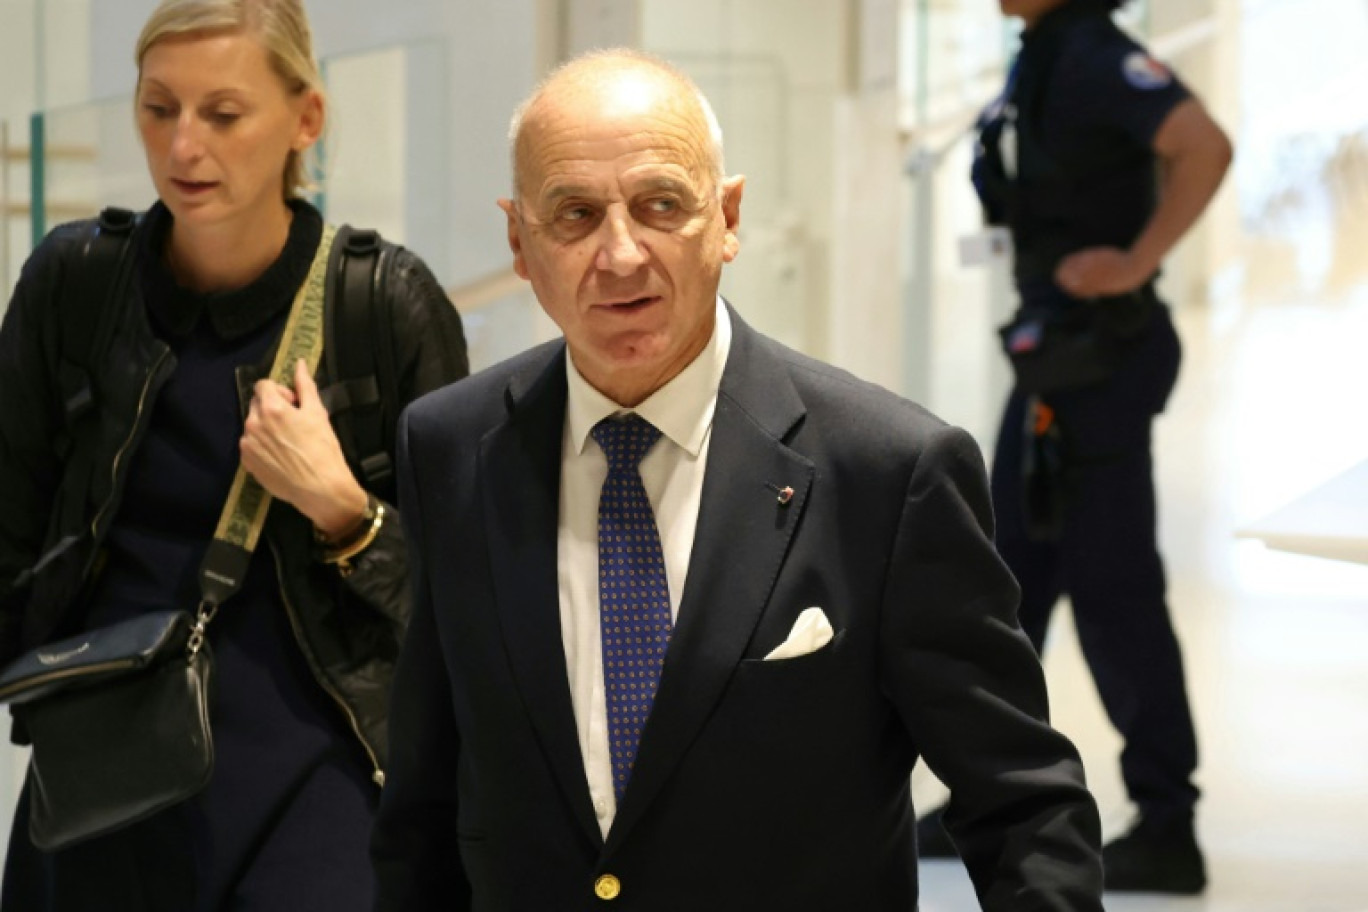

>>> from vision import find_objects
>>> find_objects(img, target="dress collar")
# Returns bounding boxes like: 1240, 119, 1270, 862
137, 199, 324, 341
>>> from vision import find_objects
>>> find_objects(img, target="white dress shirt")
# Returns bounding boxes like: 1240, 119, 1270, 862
558, 299, 732, 839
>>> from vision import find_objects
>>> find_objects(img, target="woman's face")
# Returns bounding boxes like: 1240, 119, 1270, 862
999, 0, 1072, 27
136, 31, 322, 232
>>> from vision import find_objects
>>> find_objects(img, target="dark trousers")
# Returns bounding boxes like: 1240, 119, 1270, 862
990, 305, 1200, 820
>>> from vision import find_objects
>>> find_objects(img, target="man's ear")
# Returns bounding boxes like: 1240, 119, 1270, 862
719, 175, 745, 263
497, 198, 529, 279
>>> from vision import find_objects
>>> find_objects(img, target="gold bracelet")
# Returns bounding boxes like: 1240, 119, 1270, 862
318, 495, 385, 576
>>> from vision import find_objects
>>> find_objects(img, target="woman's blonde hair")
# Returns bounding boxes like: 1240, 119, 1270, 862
135, 0, 326, 199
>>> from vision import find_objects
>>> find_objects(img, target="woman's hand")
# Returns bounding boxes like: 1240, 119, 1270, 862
1054, 246, 1152, 298
240, 359, 368, 540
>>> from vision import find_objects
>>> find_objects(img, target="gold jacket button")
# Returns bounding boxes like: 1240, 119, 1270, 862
594, 874, 621, 900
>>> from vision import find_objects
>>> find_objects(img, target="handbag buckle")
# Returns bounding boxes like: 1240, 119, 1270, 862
186, 600, 219, 659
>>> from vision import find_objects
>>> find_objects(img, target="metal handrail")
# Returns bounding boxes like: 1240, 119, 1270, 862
445, 266, 525, 315
1, 145, 96, 162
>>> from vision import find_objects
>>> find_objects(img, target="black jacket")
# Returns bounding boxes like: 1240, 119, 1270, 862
375, 310, 1103, 910
0, 212, 469, 782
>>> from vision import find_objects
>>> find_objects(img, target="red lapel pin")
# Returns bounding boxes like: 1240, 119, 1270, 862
765, 482, 795, 506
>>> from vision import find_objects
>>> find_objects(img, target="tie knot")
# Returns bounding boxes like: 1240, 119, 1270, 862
592, 415, 661, 471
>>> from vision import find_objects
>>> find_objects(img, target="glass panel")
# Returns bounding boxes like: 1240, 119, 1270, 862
320, 38, 548, 364
19, 39, 454, 251
31, 96, 153, 234
2, 97, 150, 304
319, 38, 469, 288
2, 118, 26, 300
461, 288, 551, 373
10, 36, 548, 387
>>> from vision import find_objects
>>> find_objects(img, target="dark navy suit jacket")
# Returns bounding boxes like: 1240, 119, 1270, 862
373, 308, 1103, 911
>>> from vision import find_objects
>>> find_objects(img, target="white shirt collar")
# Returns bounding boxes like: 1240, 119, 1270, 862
566, 297, 732, 458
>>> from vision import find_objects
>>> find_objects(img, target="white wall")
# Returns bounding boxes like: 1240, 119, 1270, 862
642, 0, 909, 395
1149, 0, 1244, 310
0, 1, 38, 124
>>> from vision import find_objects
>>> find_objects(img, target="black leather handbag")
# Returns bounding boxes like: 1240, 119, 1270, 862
0, 611, 213, 850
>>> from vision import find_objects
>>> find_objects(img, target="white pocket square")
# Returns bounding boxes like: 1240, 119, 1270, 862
763, 607, 834, 661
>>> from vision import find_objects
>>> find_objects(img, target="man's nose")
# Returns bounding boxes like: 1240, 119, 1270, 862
594, 207, 648, 276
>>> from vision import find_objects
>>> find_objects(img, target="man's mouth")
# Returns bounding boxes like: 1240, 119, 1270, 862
602, 295, 659, 310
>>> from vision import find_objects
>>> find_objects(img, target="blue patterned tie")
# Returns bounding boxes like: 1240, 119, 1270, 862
592, 415, 672, 803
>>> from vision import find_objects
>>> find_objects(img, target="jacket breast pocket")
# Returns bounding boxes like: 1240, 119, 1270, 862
740, 628, 847, 669
708, 629, 853, 768
728, 629, 848, 715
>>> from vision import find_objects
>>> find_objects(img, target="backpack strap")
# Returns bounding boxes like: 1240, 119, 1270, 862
322, 225, 398, 500
38, 208, 139, 588
54, 207, 138, 459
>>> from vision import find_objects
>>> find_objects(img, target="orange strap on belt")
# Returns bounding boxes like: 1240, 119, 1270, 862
1033, 400, 1056, 436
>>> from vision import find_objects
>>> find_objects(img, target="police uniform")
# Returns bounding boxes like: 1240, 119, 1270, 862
974, 0, 1201, 831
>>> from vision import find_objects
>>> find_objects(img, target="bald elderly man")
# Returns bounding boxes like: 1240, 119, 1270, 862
372, 49, 1104, 911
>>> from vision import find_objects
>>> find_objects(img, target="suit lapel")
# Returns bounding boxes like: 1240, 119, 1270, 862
605, 313, 814, 854
479, 345, 603, 847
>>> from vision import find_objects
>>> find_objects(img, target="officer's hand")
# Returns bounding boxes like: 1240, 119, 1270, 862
240, 359, 369, 540
1055, 247, 1151, 298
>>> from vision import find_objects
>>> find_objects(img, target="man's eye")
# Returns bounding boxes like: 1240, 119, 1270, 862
558, 205, 594, 223
644, 198, 679, 214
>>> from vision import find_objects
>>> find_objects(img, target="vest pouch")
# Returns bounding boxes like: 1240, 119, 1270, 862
999, 286, 1157, 394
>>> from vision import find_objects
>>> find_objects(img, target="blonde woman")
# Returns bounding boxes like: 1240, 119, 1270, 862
0, 0, 467, 907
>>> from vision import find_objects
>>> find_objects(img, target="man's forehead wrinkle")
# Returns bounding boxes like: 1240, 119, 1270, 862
523, 121, 714, 203
535, 170, 698, 203
534, 98, 706, 152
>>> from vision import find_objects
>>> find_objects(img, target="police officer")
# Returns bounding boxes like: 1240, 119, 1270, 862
916, 0, 1232, 897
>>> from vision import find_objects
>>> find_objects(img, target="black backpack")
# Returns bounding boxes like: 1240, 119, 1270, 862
56, 207, 401, 501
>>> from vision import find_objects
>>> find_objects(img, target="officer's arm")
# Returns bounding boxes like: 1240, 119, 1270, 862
1128, 98, 1234, 279
1056, 99, 1233, 297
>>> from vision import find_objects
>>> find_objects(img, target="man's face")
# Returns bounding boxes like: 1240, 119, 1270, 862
499, 73, 744, 406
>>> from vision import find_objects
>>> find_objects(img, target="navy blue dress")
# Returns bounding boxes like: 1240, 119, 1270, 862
2, 202, 377, 911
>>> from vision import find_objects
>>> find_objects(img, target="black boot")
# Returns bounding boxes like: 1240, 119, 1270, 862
1103, 812, 1206, 894
915, 805, 958, 859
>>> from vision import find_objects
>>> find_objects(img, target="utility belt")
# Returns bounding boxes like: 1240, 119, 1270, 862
998, 282, 1159, 394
